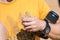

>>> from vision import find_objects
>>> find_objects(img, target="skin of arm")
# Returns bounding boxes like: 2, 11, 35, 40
0, 22, 7, 40
48, 20, 60, 40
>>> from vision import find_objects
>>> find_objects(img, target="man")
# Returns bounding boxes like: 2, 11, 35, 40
0, 0, 59, 40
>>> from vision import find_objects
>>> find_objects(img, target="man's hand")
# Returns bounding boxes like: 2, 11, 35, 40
22, 16, 46, 32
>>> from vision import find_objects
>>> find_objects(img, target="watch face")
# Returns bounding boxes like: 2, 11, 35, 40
44, 19, 51, 34
46, 28, 50, 34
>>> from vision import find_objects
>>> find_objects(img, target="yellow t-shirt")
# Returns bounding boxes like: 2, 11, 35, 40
0, 0, 51, 40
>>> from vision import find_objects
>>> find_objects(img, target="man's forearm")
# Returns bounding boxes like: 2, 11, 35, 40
0, 22, 7, 40
49, 22, 60, 39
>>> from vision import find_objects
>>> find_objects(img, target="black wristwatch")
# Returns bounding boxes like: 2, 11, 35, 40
35, 19, 51, 39
41, 19, 51, 38
35, 11, 59, 39
46, 11, 59, 24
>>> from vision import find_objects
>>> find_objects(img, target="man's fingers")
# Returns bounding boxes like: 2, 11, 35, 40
25, 25, 37, 30
23, 21, 35, 26
22, 17, 37, 22
25, 24, 40, 32
25, 26, 32, 30
22, 17, 32, 21
29, 29, 38, 32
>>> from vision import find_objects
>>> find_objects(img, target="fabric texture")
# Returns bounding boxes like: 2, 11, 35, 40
0, 0, 50, 40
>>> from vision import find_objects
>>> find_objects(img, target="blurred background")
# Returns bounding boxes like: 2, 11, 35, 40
46, 0, 60, 15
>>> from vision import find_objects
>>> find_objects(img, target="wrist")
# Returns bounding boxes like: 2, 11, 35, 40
41, 19, 51, 39
40, 21, 46, 31
35, 19, 51, 39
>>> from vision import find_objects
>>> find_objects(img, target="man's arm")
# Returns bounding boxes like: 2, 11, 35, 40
22, 0, 60, 39
22, 15, 60, 40
38, 0, 60, 39
49, 20, 60, 40
0, 22, 7, 40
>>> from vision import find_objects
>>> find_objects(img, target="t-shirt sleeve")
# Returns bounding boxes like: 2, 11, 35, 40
38, 0, 51, 20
